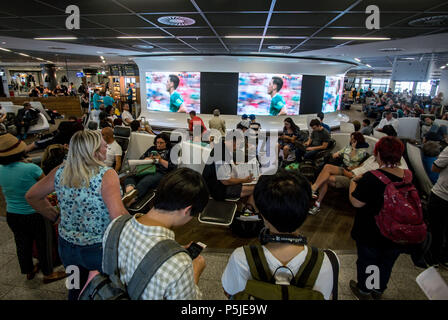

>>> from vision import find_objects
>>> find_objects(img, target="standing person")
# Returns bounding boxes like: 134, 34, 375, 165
92, 89, 101, 111
26, 130, 128, 300
209, 108, 226, 137
127, 84, 134, 114
249, 114, 261, 131
166, 75, 186, 113
102, 168, 208, 299
348, 137, 419, 299
267, 76, 287, 116
0, 134, 66, 284
427, 146, 448, 268
188, 111, 207, 135
81, 92, 90, 115
102, 92, 115, 108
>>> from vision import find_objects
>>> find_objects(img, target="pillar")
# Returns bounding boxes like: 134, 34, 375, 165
411, 81, 418, 95
41, 64, 57, 90
439, 69, 448, 105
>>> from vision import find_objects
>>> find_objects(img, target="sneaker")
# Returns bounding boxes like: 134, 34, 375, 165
122, 189, 138, 206
349, 280, 373, 300
308, 205, 320, 216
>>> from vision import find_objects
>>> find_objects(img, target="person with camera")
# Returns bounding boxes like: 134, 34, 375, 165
221, 169, 338, 300
103, 168, 209, 299
122, 133, 176, 206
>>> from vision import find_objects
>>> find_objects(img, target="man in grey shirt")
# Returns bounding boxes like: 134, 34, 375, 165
360, 119, 373, 136
427, 146, 448, 268
209, 109, 226, 137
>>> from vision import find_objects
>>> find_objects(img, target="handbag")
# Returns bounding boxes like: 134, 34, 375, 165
135, 163, 156, 177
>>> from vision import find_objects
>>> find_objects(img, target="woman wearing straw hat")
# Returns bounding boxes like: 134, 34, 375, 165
26, 130, 128, 300
0, 133, 66, 283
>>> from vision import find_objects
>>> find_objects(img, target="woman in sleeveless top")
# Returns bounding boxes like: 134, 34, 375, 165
26, 130, 128, 300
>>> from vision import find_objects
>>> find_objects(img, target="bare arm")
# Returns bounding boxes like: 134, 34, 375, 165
114, 155, 122, 172
307, 141, 328, 151
349, 180, 366, 208
25, 167, 59, 222
101, 169, 128, 220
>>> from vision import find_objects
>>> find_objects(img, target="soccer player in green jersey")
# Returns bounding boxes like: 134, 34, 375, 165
268, 76, 287, 116
166, 74, 187, 113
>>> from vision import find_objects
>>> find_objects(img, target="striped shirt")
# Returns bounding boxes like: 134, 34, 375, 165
102, 214, 202, 300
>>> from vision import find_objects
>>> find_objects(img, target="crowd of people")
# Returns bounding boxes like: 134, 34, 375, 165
0, 88, 447, 301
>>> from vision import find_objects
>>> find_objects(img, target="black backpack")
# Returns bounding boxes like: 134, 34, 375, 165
79, 214, 187, 300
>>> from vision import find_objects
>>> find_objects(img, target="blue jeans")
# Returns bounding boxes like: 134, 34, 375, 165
356, 242, 401, 294
58, 236, 103, 300
125, 172, 164, 200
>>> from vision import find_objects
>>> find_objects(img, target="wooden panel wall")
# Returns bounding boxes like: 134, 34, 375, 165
0, 97, 82, 117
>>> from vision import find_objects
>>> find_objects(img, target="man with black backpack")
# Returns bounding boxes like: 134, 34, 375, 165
221, 169, 339, 300
80, 168, 209, 300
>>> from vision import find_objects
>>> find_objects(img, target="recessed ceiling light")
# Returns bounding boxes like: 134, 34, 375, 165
1, 42, 5, 44
157, 16, 195, 26
267, 45, 291, 50
132, 44, 154, 49
379, 48, 404, 52
441, 66, 446, 69
354, 58, 361, 62
332, 36, 391, 40
34, 37, 77, 40
116, 36, 167, 39
0, 47, 11, 52
100, 56, 104, 60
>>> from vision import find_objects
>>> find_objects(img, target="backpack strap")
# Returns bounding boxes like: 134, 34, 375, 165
323, 249, 339, 301
371, 169, 392, 185
243, 245, 273, 283
293, 247, 324, 289
403, 169, 413, 184
103, 214, 133, 278
127, 239, 187, 300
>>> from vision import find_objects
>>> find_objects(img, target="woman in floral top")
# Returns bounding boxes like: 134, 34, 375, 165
308, 132, 369, 215
26, 130, 128, 300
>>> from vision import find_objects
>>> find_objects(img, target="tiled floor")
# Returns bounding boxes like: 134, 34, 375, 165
0, 218, 446, 300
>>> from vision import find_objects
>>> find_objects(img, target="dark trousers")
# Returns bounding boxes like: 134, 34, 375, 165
427, 192, 448, 264
6, 212, 54, 276
356, 242, 401, 293
304, 149, 320, 160
16, 121, 30, 136
58, 236, 103, 301
124, 172, 164, 200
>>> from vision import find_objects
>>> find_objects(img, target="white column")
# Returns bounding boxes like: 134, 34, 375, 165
439, 69, 448, 105
411, 81, 418, 94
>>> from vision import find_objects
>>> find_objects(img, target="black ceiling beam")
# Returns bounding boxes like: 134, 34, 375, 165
190, 0, 229, 53
288, 0, 364, 54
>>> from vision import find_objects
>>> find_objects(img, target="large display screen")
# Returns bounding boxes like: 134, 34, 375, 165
237, 73, 302, 116
322, 76, 344, 113
145, 72, 200, 113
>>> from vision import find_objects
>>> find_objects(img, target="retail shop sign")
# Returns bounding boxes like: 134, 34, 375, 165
66, 5, 80, 30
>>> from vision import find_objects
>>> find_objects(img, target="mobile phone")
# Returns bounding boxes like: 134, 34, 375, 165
151, 150, 158, 156
186, 242, 206, 259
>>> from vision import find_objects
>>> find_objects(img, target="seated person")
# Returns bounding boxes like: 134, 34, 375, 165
106, 105, 118, 123
421, 116, 435, 138
249, 114, 261, 131
279, 118, 300, 162
203, 136, 256, 200
309, 132, 369, 215
221, 169, 338, 300
113, 118, 124, 127
352, 120, 361, 132
123, 133, 175, 206
239, 114, 251, 129
360, 119, 373, 136
26, 118, 83, 152
376, 111, 398, 133
317, 112, 331, 133
130, 120, 155, 135
99, 111, 112, 129
0, 106, 7, 134
101, 127, 122, 172
121, 103, 134, 126
422, 141, 441, 184
381, 124, 397, 137
16, 102, 40, 140
300, 119, 331, 161
422, 121, 447, 145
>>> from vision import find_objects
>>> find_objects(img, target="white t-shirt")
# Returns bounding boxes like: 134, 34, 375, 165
377, 118, 399, 131
122, 110, 134, 125
105, 140, 122, 168
221, 245, 337, 300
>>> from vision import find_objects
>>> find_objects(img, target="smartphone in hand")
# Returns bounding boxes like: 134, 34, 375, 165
186, 242, 207, 259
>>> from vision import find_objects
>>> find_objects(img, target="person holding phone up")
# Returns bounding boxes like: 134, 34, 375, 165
123, 133, 176, 206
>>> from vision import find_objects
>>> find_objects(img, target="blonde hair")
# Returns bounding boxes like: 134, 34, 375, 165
60, 130, 105, 188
